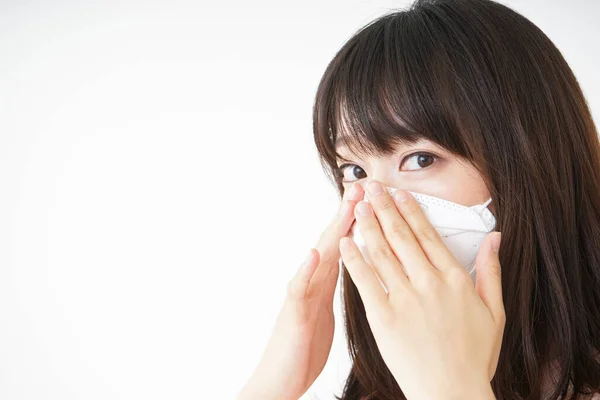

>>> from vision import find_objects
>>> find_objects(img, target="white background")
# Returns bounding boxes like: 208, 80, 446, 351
0, 0, 598, 399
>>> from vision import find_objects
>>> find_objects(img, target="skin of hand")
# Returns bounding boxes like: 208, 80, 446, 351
236, 184, 365, 400
339, 180, 505, 400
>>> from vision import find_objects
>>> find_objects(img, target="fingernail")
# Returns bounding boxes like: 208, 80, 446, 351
367, 181, 383, 195
491, 232, 502, 253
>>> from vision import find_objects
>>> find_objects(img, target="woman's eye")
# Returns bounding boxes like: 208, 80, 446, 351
401, 152, 437, 171
335, 152, 437, 183
335, 164, 366, 183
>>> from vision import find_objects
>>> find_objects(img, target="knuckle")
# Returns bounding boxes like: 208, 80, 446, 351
415, 225, 439, 243
413, 270, 443, 292
370, 244, 394, 262
403, 200, 422, 217
446, 268, 471, 289
389, 220, 410, 239
343, 250, 359, 264
378, 198, 397, 212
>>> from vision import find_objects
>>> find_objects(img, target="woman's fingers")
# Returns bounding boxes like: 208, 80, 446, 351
287, 184, 363, 322
391, 189, 460, 274
315, 183, 363, 264
339, 237, 390, 320
474, 232, 505, 379
286, 249, 321, 323
474, 232, 505, 325
353, 200, 409, 294
310, 183, 364, 290
362, 180, 438, 282
287, 249, 320, 301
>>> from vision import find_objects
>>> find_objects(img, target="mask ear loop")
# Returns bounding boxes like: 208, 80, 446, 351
471, 197, 493, 213
476, 197, 496, 231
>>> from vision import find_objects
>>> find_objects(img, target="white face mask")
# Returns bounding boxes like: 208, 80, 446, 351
348, 186, 496, 291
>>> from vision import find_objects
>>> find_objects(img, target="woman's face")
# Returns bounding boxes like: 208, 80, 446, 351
336, 137, 495, 214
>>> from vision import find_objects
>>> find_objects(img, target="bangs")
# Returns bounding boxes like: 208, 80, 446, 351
313, 8, 477, 181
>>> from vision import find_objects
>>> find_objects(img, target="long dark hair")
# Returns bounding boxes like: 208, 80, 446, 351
311, 0, 600, 399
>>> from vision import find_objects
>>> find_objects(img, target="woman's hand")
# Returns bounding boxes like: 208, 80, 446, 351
237, 184, 364, 400
339, 180, 505, 400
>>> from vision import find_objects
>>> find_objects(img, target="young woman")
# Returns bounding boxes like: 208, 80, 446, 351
237, 0, 600, 399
